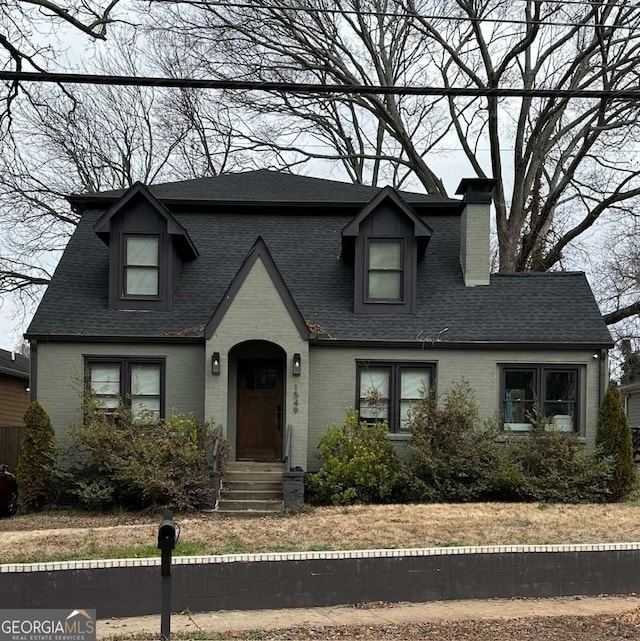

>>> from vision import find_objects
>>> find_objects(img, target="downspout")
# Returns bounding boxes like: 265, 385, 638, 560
598, 348, 608, 403
29, 339, 37, 403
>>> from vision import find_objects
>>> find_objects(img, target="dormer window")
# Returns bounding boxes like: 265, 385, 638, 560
367, 239, 404, 302
342, 187, 432, 315
92, 182, 199, 312
124, 235, 160, 298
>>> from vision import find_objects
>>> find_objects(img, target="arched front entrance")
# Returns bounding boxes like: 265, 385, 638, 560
230, 340, 285, 461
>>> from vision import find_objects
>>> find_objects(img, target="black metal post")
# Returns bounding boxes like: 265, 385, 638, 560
161, 551, 172, 641
158, 510, 176, 641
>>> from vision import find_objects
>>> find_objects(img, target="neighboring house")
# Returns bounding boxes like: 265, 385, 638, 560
0, 349, 30, 427
618, 381, 640, 459
0, 348, 30, 472
25, 170, 613, 472
619, 381, 640, 429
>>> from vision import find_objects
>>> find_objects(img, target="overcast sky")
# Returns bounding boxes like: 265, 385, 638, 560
0, 152, 487, 351
0, 3, 608, 351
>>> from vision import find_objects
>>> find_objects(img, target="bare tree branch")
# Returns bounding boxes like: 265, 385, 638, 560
0, 1, 123, 135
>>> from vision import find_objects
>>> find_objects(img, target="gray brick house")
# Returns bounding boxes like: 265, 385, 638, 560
26, 170, 613, 473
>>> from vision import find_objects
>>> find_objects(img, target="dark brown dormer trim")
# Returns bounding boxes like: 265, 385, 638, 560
94, 182, 199, 312
342, 187, 432, 261
109, 219, 171, 311
343, 187, 428, 315
93, 182, 198, 259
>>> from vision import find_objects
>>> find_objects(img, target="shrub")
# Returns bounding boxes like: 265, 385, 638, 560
596, 385, 635, 500
495, 411, 613, 503
17, 402, 57, 513
59, 397, 223, 511
405, 381, 500, 502
307, 408, 401, 505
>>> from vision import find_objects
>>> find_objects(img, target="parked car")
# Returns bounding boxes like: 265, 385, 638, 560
0, 465, 18, 516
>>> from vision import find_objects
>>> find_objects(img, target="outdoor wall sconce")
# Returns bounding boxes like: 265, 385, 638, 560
211, 352, 221, 375
292, 353, 301, 376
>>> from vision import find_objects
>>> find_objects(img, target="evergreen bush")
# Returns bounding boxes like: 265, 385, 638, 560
596, 385, 635, 500
17, 401, 57, 513
307, 408, 401, 505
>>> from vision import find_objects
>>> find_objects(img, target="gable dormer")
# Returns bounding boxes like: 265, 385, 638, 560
93, 182, 198, 311
342, 187, 432, 314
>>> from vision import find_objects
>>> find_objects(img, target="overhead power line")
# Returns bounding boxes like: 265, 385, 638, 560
1, 70, 639, 100
149, 0, 640, 30
522, 0, 640, 7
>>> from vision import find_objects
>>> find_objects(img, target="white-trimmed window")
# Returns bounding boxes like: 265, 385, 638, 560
87, 357, 164, 420
357, 361, 434, 433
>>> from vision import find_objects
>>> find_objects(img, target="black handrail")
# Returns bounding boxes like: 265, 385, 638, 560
212, 423, 223, 474
284, 423, 293, 471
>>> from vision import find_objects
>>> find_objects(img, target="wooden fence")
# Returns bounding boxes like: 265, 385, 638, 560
0, 425, 23, 473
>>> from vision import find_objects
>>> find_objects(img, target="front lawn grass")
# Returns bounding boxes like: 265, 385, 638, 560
2, 502, 640, 565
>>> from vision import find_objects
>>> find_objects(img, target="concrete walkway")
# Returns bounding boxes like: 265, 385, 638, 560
98, 594, 640, 638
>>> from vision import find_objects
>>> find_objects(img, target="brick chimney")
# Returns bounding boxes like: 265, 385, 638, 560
456, 178, 496, 287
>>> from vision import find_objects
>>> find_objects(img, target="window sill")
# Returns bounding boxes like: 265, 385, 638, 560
388, 433, 411, 441
386, 432, 588, 444
495, 433, 587, 444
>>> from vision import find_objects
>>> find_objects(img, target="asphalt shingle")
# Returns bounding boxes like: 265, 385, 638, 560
27, 172, 613, 347
0, 348, 29, 378
74, 169, 454, 205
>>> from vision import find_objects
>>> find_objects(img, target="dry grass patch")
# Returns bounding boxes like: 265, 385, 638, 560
0, 510, 157, 531
3, 503, 640, 564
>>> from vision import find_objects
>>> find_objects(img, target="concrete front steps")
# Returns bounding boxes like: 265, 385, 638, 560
218, 461, 285, 515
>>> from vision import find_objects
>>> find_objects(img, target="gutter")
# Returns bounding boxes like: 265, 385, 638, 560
30, 340, 37, 402
24, 333, 204, 344
0, 365, 29, 379
24, 334, 614, 351
310, 338, 615, 350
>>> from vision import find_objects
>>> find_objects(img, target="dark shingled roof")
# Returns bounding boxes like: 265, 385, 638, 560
29, 172, 612, 346
0, 348, 29, 379
70, 169, 454, 205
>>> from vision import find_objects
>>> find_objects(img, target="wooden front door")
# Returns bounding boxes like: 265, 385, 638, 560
237, 358, 284, 460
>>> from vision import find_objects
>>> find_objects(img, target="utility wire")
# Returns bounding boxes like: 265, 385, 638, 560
149, 0, 639, 14
1, 70, 638, 99
514, 0, 640, 7
148, 0, 640, 30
